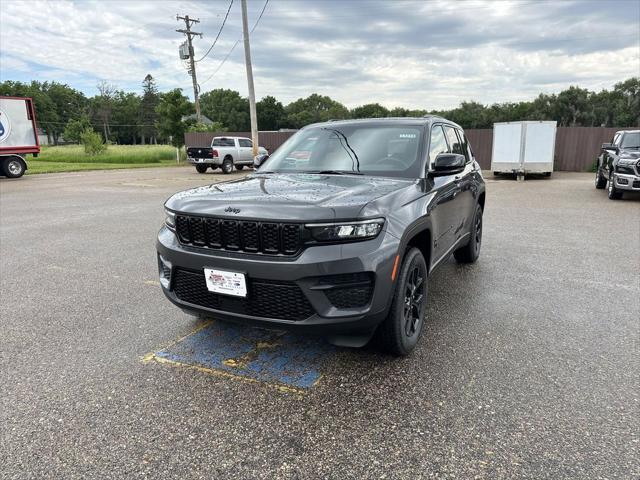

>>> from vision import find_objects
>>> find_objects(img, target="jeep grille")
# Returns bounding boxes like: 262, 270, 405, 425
175, 215, 303, 256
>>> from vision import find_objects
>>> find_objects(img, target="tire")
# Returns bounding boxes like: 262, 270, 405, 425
236, 165, 244, 170
378, 248, 428, 356
595, 168, 607, 189
544, 172, 552, 177
454, 203, 483, 264
195, 164, 208, 174
221, 156, 234, 174
1, 156, 26, 178
607, 172, 623, 200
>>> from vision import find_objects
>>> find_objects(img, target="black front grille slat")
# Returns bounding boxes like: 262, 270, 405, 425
175, 215, 302, 256
222, 220, 240, 250
241, 222, 259, 252
173, 269, 314, 321
176, 215, 191, 243
189, 217, 206, 245
261, 223, 280, 253
205, 218, 222, 247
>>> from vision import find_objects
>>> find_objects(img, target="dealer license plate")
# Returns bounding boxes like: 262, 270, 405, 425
204, 268, 247, 297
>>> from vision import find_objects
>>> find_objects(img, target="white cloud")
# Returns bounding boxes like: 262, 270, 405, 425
0, 0, 638, 107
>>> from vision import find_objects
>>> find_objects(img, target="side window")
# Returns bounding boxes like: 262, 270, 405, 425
212, 138, 235, 147
455, 129, 471, 163
612, 133, 621, 146
428, 125, 448, 166
444, 126, 465, 156
238, 139, 252, 148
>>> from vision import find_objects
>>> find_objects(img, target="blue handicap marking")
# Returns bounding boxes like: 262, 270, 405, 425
152, 321, 336, 390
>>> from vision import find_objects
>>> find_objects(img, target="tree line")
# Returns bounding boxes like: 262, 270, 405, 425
1, 76, 637, 147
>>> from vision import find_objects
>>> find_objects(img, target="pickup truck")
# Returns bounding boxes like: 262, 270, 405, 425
595, 130, 640, 199
158, 117, 486, 355
186, 136, 268, 174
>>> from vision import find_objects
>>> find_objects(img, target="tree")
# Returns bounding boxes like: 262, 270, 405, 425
63, 116, 92, 143
140, 74, 159, 144
351, 103, 389, 119
93, 80, 117, 140
110, 91, 142, 144
285, 94, 350, 128
256, 95, 286, 130
200, 89, 250, 131
186, 122, 226, 133
155, 88, 194, 147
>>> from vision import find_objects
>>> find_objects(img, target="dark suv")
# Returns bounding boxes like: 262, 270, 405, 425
595, 130, 640, 199
157, 117, 486, 355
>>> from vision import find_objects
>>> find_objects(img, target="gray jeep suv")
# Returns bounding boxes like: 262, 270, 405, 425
157, 117, 486, 355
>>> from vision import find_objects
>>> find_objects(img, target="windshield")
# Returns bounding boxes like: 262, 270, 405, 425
260, 124, 424, 178
621, 132, 640, 148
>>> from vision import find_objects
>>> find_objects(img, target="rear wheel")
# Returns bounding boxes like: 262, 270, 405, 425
1, 156, 26, 178
378, 248, 428, 356
595, 168, 607, 189
222, 156, 234, 174
195, 164, 208, 174
454, 203, 483, 264
235, 165, 244, 170
608, 172, 623, 199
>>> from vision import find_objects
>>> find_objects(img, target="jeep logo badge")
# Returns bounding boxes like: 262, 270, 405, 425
225, 206, 241, 214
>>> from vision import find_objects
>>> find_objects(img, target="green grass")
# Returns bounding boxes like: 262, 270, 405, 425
26, 159, 185, 175
37, 144, 179, 164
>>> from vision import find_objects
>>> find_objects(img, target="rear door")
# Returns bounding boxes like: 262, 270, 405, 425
237, 138, 253, 163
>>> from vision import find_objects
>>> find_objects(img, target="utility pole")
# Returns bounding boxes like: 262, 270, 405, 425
176, 14, 202, 122
240, 0, 259, 157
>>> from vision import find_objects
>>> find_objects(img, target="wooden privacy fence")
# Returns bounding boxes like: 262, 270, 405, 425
185, 126, 638, 172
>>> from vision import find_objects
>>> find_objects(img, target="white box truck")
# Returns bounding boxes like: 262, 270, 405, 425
491, 121, 556, 179
0, 97, 40, 178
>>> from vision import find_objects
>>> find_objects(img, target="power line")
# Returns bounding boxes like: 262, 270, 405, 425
200, 0, 269, 86
195, 0, 234, 63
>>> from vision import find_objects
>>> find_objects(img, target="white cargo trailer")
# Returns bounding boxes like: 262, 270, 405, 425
0, 96, 40, 178
491, 121, 556, 179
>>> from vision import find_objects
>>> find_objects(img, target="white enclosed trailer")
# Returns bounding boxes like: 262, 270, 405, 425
0, 96, 40, 178
491, 121, 556, 179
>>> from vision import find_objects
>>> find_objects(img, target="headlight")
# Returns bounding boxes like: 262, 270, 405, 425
306, 219, 384, 242
165, 209, 176, 230
618, 157, 637, 165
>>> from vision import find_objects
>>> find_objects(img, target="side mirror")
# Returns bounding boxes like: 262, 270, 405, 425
254, 154, 269, 169
602, 143, 617, 152
431, 153, 466, 176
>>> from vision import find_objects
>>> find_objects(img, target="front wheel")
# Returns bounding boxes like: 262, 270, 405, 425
378, 248, 428, 356
608, 172, 623, 199
195, 164, 208, 174
454, 203, 483, 264
595, 169, 607, 189
1, 156, 26, 178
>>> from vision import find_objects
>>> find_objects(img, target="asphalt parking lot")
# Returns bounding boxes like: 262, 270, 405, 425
1, 167, 639, 479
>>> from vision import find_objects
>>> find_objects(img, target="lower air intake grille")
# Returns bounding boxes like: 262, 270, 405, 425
173, 269, 314, 321
319, 273, 374, 309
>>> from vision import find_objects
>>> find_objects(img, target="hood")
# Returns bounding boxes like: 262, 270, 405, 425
165, 173, 415, 221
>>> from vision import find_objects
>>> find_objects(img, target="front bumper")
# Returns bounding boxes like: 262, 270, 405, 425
156, 226, 399, 334
612, 172, 640, 191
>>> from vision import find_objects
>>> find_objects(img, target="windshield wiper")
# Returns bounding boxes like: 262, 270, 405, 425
298, 170, 364, 175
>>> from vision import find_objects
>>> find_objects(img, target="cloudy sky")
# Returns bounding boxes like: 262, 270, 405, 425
1, 0, 638, 109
